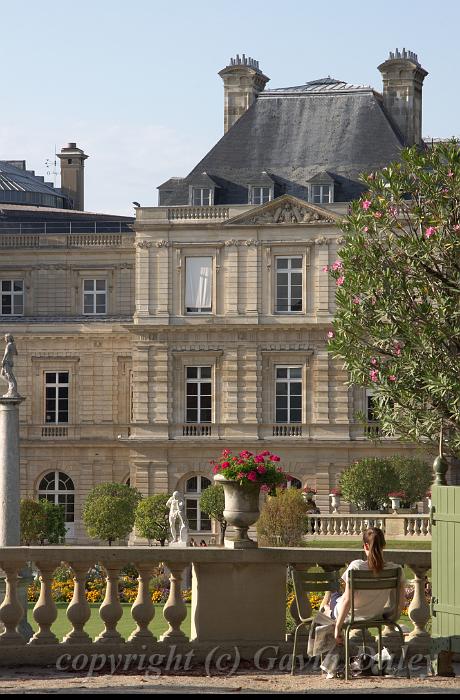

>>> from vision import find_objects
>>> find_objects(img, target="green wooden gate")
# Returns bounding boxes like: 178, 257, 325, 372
431, 484, 460, 665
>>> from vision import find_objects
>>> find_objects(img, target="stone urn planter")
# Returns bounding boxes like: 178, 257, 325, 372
389, 496, 401, 512
214, 473, 261, 549
330, 493, 341, 513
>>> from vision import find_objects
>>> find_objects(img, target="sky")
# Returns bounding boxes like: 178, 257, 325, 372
1, 0, 459, 215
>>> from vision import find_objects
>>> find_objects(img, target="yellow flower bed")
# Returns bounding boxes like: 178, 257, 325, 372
28, 578, 191, 605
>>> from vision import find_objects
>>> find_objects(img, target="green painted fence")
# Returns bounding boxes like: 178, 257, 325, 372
431, 484, 460, 661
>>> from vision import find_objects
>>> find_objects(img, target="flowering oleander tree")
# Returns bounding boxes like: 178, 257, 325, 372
327, 141, 460, 456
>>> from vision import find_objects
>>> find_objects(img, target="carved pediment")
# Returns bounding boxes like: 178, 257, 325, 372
226, 195, 341, 226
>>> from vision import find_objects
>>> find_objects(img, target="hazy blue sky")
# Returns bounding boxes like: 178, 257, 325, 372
1, 0, 459, 215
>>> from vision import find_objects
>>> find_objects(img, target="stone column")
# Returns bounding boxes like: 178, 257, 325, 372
0, 395, 33, 641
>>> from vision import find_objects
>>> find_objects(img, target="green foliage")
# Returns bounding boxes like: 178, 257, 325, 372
20, 499, 47, 545
256, 487, 309, 546
134, 494, 170, 546
83, 482, 142, 545
39, 499, 67, 544
199, 484, 226, 545
339, 458, 399, 511
20, 498, 67, 545
390, 456, 433, 505
327, 141, 460, 456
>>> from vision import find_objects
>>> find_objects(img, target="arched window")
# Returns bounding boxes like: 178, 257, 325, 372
287, 477, 302, 489
38, 471, 75, 524
185, 476, 211, 532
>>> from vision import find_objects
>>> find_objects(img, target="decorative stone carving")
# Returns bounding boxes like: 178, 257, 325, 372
1, 335, 19, 399
156, 240, 171, 248
315, 237, 329, 245
224, 239, 240, 247
135, 240, 154, 249
232, 199, 337, 226
244, 239, 261, 247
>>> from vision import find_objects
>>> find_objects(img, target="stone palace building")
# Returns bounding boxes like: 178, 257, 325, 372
1, 49, 428, 542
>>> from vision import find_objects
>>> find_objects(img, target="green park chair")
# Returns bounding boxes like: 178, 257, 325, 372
344, 567, 409, 680
290, 566, 340, 675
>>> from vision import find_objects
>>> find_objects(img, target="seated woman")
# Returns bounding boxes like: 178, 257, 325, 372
313, 527, 406, 678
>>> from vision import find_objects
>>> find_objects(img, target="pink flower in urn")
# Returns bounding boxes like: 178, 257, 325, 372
254, 455, 265, 464
425, 226, 437, 239
257, 465, 267, 475
221, 461, 230, 469
261, 450, 271, 456
270, 455, 281, 462
261, 485, 270, 494
222, 448, 231, 456
237, 472, 246, 479
362, 199, 372, 210
212, 464, 221, 474
336, 276, 345, 286
247, 471, 258, 482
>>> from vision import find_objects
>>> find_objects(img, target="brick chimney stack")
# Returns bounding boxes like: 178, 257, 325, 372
57, 143, 89, 211
378, 49, 428, 146
219, 55, 269, 134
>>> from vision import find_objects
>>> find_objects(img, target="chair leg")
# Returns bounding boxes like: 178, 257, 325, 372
361, 628, 366, 655
345, 626, 350, 681
377, 626, 383, 676
291, 624, 301, 675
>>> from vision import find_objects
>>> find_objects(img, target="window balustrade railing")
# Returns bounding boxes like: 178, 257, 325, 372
0, 546, 431, 667
167, 206, 230, 221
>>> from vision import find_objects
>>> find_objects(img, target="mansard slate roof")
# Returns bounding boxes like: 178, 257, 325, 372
159, 77, 404, 205
0, 160, 72, 209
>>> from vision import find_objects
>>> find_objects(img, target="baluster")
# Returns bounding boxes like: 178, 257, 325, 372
95, 564, 124, 643
160, 563, 188, 641
128, 564, 156, 643
62, 563, 91, 644
407, 566, 431, 657
29, 563, 58, 645
0, 563, 25, 645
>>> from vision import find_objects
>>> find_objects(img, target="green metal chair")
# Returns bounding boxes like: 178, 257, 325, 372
344, 567, 409, 680
290, 566, 340, 675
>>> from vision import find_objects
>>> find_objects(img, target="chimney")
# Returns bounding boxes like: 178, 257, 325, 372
56, 142, 89, 210
219, 55, 269, 134
378, 49, 428, 146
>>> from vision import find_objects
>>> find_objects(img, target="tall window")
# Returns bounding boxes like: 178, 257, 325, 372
1, 280, 24, 315
186, 366, 212, 423
311, 184, 332, 204
45, 372, 69, 424
185, 476, 212, 532
192, 188, 212, 206
275, 367, 302, 423
366, 389, 378, 422
38, 471, 75, 525
276, 257, 303, 312
83, 279, 107, 315
250, 186, 271, 205
185, 257, 212, 313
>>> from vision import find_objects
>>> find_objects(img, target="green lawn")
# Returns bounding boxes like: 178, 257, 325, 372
28, 603, 192, 642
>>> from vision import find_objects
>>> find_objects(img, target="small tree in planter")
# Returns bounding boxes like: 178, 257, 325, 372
134, 494, 170, 546
390, 456, 432, 508
257, 487, 309, 547
339, 458, 399, 511
83, 482, 142, 545
199, 484, 226, 546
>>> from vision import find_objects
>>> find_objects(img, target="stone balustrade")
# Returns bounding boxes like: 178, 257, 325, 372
307, 514, 431, 539
0, 231, 132, 249
0, 546, 431, 666
167, 206, 230, 221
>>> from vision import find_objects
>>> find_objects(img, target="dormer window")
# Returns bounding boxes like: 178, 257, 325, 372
250, 186, 272, 205
192, 188, 213, 206
311, 184, 333, 204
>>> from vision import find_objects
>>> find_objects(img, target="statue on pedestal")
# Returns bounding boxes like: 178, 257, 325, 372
1, 334, 19, 398
166, 491, 188, 545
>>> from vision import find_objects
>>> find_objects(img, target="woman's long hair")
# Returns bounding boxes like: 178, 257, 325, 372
363, 527, 386, 573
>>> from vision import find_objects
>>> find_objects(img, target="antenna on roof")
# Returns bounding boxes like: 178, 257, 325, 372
45, 145, 58, 185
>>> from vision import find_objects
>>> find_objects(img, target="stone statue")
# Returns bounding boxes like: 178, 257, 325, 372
1, 334, 19, 398
166, 491, 188, 545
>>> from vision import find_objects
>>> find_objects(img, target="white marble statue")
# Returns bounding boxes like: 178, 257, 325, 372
1, 334, 19, 398
166, 491, 188, 545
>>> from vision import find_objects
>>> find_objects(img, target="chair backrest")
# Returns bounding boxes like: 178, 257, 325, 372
348, 567, 401, 623
291, 567, 340, 622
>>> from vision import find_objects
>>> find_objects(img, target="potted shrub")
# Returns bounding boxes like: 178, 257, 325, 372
301, 485, 317, 502
388, 491, 406, 512
329, 487, 341, 513
212, 449, 287, 548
